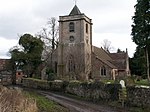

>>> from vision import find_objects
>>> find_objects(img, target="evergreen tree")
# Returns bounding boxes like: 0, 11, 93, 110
131, 0, 150, 80
129, 47, 146, 77
9, 34, 44, 78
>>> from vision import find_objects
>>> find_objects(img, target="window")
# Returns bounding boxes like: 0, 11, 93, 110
100, 66, 106, 76
69, 22, 75, 32
86, 36, 89, 44
18, 72, 21, 75
69, 36, 74, 42
68, 55, 75, 72
86, 23, 88, 33
54, 62, 57, 73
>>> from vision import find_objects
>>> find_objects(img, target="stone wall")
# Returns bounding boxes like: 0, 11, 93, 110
66, 81, 121, 101
126, 86, 150, 107
23, 78, 50, 90
22, 78, 65, 91
22, 78, 121, 102
22, 78, 150, 108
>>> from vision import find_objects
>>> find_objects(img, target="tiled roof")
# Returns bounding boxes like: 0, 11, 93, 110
69, 5, 81, 16
92, 46, 112, 61
92, 46, 116, 69
110, 53, 127, 60
110, 53, 127, 69
92, 46, 127, 70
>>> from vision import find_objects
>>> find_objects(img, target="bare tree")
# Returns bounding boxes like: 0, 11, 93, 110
37, 17, 59, 64
101, 39, 114, 52
47, 17, 59, 50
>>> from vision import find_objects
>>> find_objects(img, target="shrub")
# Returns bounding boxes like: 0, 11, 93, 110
125, 77, 135, 86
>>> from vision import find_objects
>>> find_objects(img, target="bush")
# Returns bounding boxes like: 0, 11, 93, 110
47, 73, 56, 81
125, 77, 135, 86
46, 69, 56, 81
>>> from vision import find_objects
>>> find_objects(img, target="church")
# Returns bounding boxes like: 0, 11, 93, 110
50, 5, 130, 81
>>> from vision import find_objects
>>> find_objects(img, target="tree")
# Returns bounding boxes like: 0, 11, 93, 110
117, 48, 125, 53
37, 17, 59, 63
9, 34, 44, 78
129, 46, 146, 77
131, 0, 150, 80
9, 46, 21, 84
101, 39, 114, 52
47, 17, 59, 50
36, 17, 59, 80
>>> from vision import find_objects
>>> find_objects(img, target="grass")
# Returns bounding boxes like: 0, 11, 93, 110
135, 79, 150, 86
101, 80, 115, 84
101, 78, 150, 86
24, 90, 69, 112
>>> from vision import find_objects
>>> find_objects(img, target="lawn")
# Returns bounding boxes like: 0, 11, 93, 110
135, 79, 150, 86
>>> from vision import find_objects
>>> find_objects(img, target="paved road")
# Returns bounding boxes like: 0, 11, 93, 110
39, 91, 126, 112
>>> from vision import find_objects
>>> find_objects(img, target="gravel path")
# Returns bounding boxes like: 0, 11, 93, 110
39, 91, 127, 112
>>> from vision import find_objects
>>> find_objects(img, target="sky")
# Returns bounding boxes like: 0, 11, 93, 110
0, 0, 137, 58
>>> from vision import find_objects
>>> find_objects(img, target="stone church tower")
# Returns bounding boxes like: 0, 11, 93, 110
57, 5, 92, 80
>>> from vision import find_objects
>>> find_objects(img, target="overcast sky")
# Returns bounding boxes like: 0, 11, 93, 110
0, 0, 137, 58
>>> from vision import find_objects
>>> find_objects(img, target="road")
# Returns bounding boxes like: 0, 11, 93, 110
39, 91, 126, 112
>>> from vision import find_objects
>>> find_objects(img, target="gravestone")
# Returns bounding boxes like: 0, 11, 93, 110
119, 80, 126, 107
120, 80, 125, 88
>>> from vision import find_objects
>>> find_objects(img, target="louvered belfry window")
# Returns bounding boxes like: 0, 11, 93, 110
69, 22, 75, 32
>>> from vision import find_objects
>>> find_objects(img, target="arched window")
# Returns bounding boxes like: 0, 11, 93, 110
68, 55, 75, 72
69, 22, 75, 32
100, 66, 106, 76
86, 23, 88, 33
54, 61, 57, 73
69, 36, 74, 42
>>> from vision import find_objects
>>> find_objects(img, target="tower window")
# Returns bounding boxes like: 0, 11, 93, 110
86, 23, 88, 33
86, 36, 89, 44
68, 55, 75, 72
69, 22, 75, 32
69, 36, 74, 42
54, 62, 57, 73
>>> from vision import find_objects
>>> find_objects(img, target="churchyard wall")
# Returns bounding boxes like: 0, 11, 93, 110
22, 78, 121, 101
22, 78, 150, 108
126, 86, 150, 107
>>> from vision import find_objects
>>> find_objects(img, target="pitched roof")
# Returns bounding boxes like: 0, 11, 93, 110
110, 53, 127, 69
92, 46, 116, 69
92, 46, 112, 61
69, 5, 81, 16
110, 53, 127, 60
